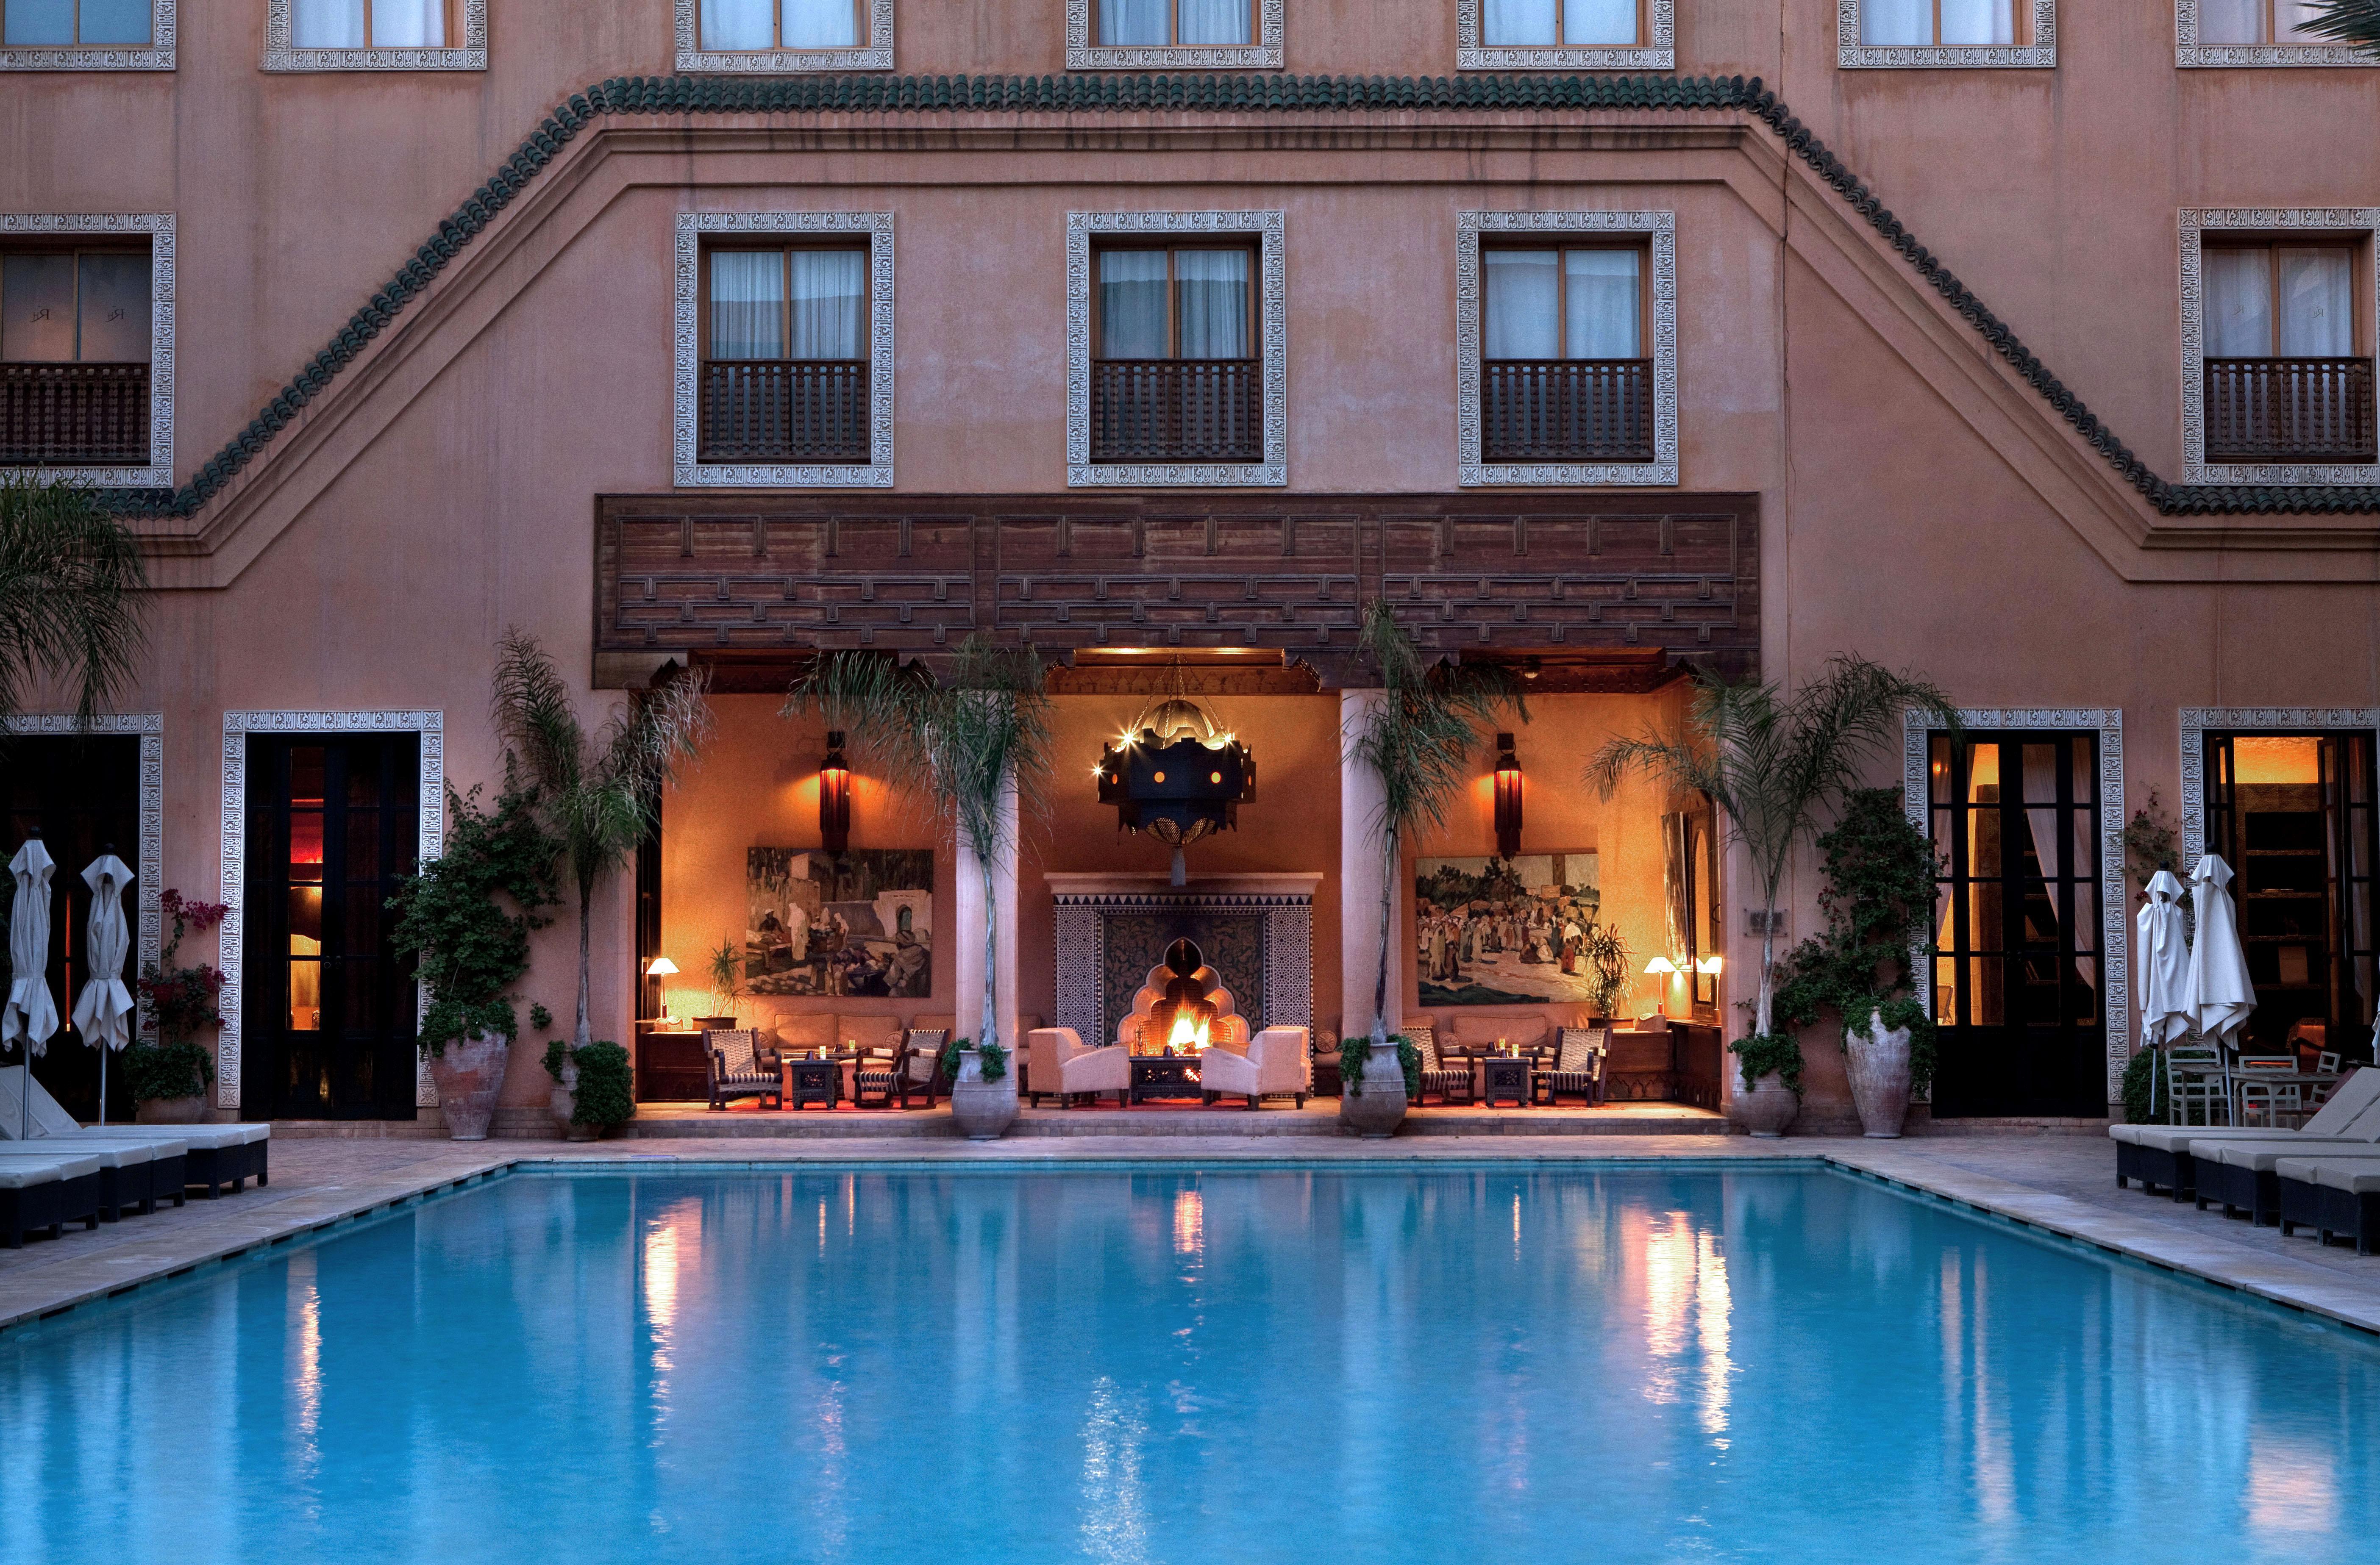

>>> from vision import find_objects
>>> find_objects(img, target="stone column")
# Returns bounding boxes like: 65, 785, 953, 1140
1339, 689, 1400, 1039
953, 769, 1022, 1054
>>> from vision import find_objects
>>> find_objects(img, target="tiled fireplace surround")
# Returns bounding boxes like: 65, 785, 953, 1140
1047, 874, 1319, 1050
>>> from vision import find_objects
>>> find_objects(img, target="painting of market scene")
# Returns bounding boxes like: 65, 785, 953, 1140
1413, 853, 1616, 1008
744, 848, 934, 998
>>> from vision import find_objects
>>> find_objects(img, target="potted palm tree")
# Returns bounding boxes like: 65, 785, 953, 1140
489, 632, 712, 1132
696, 937, 743, 1032
1340, 601, 1524, 1138
1590, 657, 1955, 1137
788, 637, 1051, 1140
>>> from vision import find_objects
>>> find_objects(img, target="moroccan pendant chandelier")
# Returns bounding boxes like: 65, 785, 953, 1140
1095, 671, 1256, 886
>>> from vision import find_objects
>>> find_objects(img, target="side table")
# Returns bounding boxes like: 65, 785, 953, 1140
781, 1056, 841, 1110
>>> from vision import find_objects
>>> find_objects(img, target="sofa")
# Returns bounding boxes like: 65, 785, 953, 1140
1200, 1027, 1312, 1108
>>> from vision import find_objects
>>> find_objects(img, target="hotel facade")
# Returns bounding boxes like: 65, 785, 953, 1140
3, 0, 2377, 1132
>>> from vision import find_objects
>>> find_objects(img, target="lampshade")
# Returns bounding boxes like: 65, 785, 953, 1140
1696, 955, 1724, 975
1643, 957, 1679, 976
646, 956, 679, 978
1492, 731, 1523, 859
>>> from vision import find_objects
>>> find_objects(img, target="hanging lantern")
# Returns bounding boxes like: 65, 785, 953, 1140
819, 730, 852, 856
1096, 688, 1255, 886
1492, 731, 1523, 859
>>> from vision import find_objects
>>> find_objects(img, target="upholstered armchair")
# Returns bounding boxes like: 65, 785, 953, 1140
1026, 1027, 1129, 1107
1200, 1026, 1311, 1109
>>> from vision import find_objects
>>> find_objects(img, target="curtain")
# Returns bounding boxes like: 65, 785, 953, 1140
1179, 0, 1251, 44
788, 250, 865, 359
1097, 251, 1169, 358
1483, 0, 1557, 43
1176, 250, 1251, 359
2277, 247, 2353, 358
77, 0, 153, 44
1564, 0, 1640, 45
1564, 249, 1640, 359
75, 253, 151, 364
1483, 250, 1560, 359
701, 0, 775, 50
0, 254, 76, 362
1860, 0, 1930, 44
1098, 0, 1169, 45
782, 0, 859, 47
2204, 248, 2274, 358
2198, 0, 2263, 41
709, 251, 785, 359
370, 0, 447, 46
292, 0, 367, 48
1939, 0, 2015, 46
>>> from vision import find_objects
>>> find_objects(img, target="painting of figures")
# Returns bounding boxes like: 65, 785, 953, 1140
1414, 854, 1603, 1007
745, 848, 934, 998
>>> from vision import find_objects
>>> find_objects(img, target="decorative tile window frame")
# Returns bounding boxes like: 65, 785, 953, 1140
0, 213, 173, 487
1066, 210, 1288, 488
263, 0, 487, 71
672, 211, 895, 489
0, 0, 172, 69
2178, 708, 2380, 864
2176, 0, 2377, 67
1837, 0, 2057, 67
673, 0, 895, 71
1065, 0, 1283, 69
0, 715, 164, 1021
2179, 208, 2380, 486
1455, 0, 1674, 71
1455, 209, 1678, 488
1904, 707, 2130, 1098
219, 710, 444, 1112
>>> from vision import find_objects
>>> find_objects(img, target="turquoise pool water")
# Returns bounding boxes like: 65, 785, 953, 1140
2, 1165, 2374, 1564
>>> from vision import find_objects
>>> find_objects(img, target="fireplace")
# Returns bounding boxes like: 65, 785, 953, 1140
1047, 873, 1318, 1054
1121, 938, 1248, 1054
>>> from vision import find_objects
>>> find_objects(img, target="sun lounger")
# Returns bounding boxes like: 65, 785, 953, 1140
2275, 1155, 2380, 1256
0, 1138, 186, 1221
0, 1152, 103, 1247
2190, 1137, 2380, 1228
2113, 1065, 2377, 1197
0, 1068, 270, 1197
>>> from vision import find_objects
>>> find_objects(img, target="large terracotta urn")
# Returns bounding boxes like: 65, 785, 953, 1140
1731, 1069, 1799, 1138
1844, 1009, 1915, 1139
427, 1032, 507, 1142
135, 1094, 206, 1124
949, 1050, 1018, 1140
1339, 1041, 1409, 1138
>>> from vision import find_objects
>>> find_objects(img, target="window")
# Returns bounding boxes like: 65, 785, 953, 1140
1484, 0, 1641, 45
1, 242, 154, 470
1459, 0, 1671, 67
1838, 0, 2054, 66
1066, 211, 1286, 486
2178, 0, 2373, 64
2199, 0, 2322, 41
264, 0, 481, 68
1457, 211, 1676, 487
2182, 211, 2380, 482
1068, 0, 1281, 67
677, 0, 890, 69
673, 213, 893, 487
291, 0, 447, 45
0, 0, 147, 43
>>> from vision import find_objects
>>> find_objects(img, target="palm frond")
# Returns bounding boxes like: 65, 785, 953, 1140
1348, 599, 1526, 856
2294, 0, 2380, 47
489, 628, 586, 801
0, 477, 148, 726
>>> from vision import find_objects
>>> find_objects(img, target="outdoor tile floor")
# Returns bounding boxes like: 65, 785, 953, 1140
2, 1132, 2374, 1336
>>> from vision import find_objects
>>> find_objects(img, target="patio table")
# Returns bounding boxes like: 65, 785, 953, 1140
2228, 1070, 2341, 1128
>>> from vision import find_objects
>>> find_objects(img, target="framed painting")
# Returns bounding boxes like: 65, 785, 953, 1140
744, 847, 934, 998
1414, 854, 1603, 1007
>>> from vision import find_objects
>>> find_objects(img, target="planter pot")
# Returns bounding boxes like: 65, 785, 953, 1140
426, 1032, 507, 1142
1845, 1010, 1915, 1139
1732, 1070, 1799, 1138
135, 1094, 206, 1125
564, 1119, 601, 1143
550, 1082, 576, 1138
1339, 1047, 1409, 1139
948, 1050, 1018, 1140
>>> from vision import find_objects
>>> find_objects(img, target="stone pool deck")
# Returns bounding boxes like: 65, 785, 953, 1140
2, 1133, 2375, 1337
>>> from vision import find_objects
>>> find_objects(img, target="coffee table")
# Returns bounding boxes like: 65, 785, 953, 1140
1130, 1054, 1204, 1105
1479, 1054, 1530, 1108
781, 1056, 841, 1110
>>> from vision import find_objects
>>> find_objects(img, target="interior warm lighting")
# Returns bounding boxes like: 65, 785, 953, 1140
818, 730, 852, 855
1165, 1008, 1212, 1051
1696, 955, 1724, 975
1645, 956, 1680, 1019
1492, 731, 1523, 858
647, 955, 679, 1022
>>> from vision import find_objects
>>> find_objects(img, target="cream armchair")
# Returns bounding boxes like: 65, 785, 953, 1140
1026, 1027, 1129, 1107
1200, 1027, 1311, 1109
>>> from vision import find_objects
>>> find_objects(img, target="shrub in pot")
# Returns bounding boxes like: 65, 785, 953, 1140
1338, 1033, 1419, 1138
1727, 1031, 1802, 1138
944, 1035, 1017, 1140
544, 1040, 635, 1140
131, 889, 229, 1121
125, 1039, 213, 1124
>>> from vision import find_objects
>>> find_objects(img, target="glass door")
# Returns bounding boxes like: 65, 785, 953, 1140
242, 735, 420, 1119
1927, 732, 2107, 1116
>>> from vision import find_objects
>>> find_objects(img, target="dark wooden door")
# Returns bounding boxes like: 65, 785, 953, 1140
242, 735, 420, 1119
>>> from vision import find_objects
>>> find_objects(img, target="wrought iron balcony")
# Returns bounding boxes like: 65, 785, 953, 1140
2203, 357, 2376, 465
1481, 359, 1654, 464
698, 360, 871, 464
1089, 358, 1263, 464
0, 362, 151, 466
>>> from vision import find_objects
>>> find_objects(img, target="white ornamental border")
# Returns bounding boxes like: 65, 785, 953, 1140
0, 715, 164, 1021
1066, 0, 1284, 69
1903, 708, 2128, 1099
673, 0, 895, 71
0, 214, 174, 487
673, 211, 896, 488
1065, 210, 1289, 488
2176, 0, 2378, 66
0, 0, 172, 69
1836, 0, 2057, 66
2179, 209, 2380, 486
262, 0, 487, 71
1455, 209, 1678, 488
219, 711, 444, 1112
1454, 0, 1675, 72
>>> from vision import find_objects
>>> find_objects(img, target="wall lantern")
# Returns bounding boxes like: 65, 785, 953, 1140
1096, 690, 1256, 887
646, 955, 680, 1023
1643, 955, 1679, 1018
1492, 731, 1524, 859
819, 730, 852, 856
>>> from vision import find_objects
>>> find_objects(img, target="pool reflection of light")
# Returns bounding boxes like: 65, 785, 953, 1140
1077, 1376, 1152, 1565
2247, 1429, 2336, 1534
642, 1202, 699, 1428
1172, 1190, 1203, 1258
286, 1249, 323, 1507
1640, 1214, 1734, 1441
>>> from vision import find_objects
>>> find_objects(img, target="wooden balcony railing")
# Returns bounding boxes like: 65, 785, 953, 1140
0, 362, 151, 466
1089, 358, 1263, 464
1482, 359, 1654, 464
698, 360, 871, 464
2204, 357, 2377, 464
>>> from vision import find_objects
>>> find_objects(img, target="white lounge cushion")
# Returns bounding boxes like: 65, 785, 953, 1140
53, 1125, 260, 1150
2276, 1157, 2380, 1195
0, 1153, 103, 1188
0, 1140, 170, 1169
2204, 1140, 2380, 1174
2112, 1064, 2379, 1146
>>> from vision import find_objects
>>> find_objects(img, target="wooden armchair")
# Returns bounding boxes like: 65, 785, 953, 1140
896, 1029, 951, 1109
1410, 1027, 1472, 1105
707, 1029, 782, 1111
1533, 1026, 1608, 1105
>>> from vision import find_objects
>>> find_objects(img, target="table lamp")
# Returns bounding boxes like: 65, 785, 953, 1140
1643, 956, 1679, 1018
646, 956, 679, 1023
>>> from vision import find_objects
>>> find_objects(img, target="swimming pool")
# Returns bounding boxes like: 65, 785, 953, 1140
1, 1164, 2373, 1564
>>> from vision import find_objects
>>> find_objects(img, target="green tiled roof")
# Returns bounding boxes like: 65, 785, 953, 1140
100, 72, 2380, 520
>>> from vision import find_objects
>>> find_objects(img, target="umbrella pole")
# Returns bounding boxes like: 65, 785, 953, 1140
97, 1047, 106, 1127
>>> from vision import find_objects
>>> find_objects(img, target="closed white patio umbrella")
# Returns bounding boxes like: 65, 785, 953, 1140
71, 851, 134, 1127
5, 833, 59, 1143
2185, 854, 2257, 1046
2134, 868, 2193, 1049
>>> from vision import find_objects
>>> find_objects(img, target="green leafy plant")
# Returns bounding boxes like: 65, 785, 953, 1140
0, 475, 147, 729
789, 637, 1052, 1068
491, 630, 714, 1049
1580, 923, 1631, 1018
704, 936, 745, 1017
569, 1041, 635, 1127
939, 1035, 1008, 1084
135, 889, 228, 1047
529, 1002, 554, 1032
388, 781, 562, 1057
2121, 788, 2180, 901
541, 1039, 570, 1083
1728, 1031, 1804, 1098
124, 1039, 213, 1103
2121, 1045, 2165, 1126
1339, 1033, 1421, 1098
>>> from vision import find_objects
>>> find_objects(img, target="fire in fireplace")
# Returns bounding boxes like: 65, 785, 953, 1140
1124, 938, 1244, 1055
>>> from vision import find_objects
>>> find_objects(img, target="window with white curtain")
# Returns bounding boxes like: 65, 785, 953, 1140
705, 247, 868, 361
1095, 247, 1254, 360
0, 0, 150, 44
291, 0, 447, 47
1482, 0, 1641, 46
1482, 247, 1643, 361
700, 0, 864, 50
1860, 0, 2021, 45
1095, 0, 1253, 44
2197, 0, 2326, 42
0, 249, 151, 363
2204, 244, 2358, 359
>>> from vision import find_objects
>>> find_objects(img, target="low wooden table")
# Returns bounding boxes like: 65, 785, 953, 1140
781, 1056, 841, 1110
1130, 1054, 1204, 1104
1479, 1054, 1531, 1108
